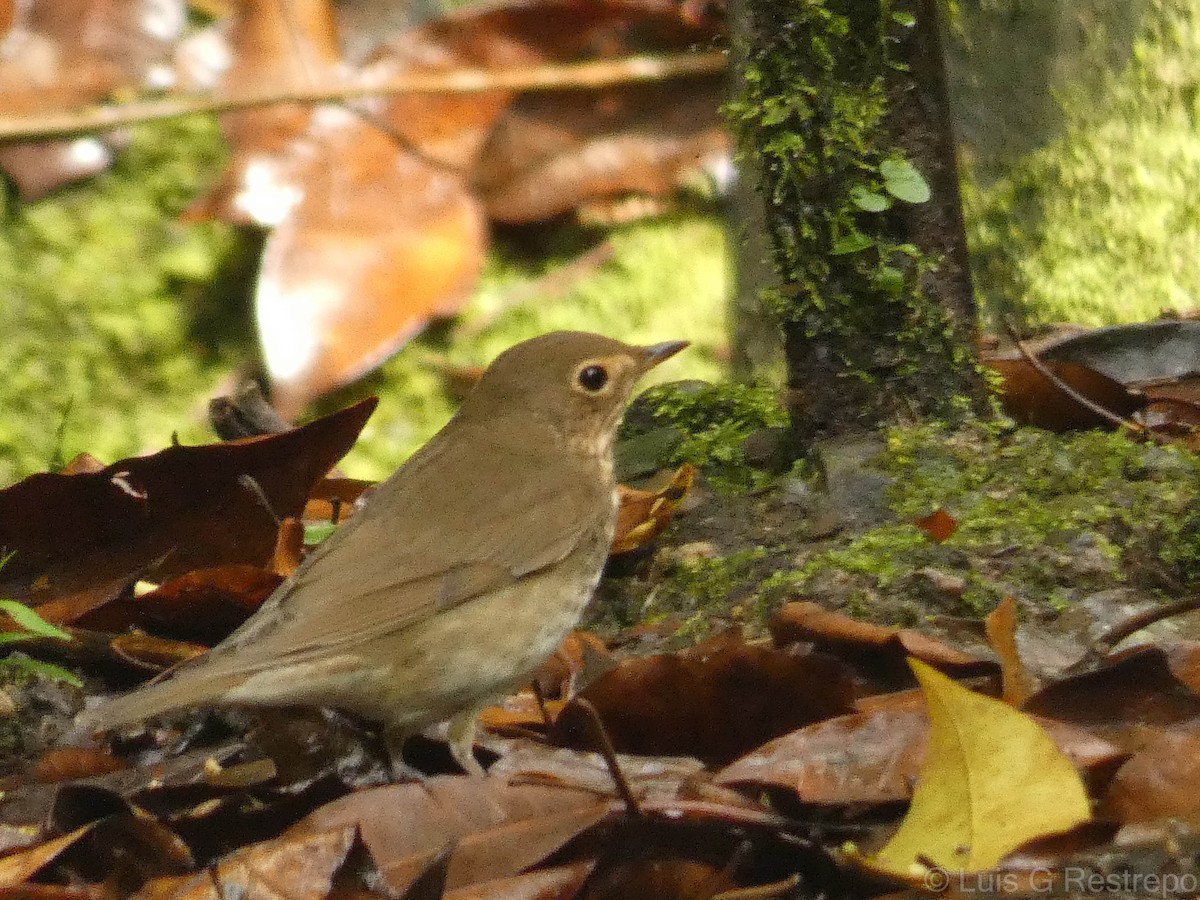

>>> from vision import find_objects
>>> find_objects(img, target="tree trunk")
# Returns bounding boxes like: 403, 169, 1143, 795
729, 0, 986, 453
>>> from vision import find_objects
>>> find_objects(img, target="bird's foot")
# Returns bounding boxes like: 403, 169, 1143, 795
382, 728, 428, 783
447, 709, 485, 777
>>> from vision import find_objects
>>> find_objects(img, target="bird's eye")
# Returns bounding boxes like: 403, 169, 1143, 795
577, 364, 609, 392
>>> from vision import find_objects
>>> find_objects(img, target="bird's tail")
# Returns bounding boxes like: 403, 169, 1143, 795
77, 667, 241, 732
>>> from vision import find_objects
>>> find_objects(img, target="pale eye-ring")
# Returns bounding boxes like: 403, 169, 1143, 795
577, 364, 609, 392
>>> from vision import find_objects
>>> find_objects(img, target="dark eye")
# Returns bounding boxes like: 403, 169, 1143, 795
577, 364, 609, 392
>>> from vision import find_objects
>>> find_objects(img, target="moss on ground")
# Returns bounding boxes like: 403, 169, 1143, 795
596, 420, 1200, 643
797, 424, 1200, 620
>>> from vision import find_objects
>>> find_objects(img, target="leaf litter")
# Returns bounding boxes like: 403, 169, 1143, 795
2, 390, 1200, 898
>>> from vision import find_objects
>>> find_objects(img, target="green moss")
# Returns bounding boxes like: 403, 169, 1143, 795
0, 116, 239, 485
621, 380, 787, 492
961, 0, 1200, 326
605, 547, 771, 641
804, 524, 932, 586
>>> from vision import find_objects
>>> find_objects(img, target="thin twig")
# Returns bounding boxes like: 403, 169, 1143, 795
1003, 319, 1146, 437
0, 51, 727, 143
572, 698, 641, 818
711, 874, 801, 900
1095, 593, 1200, 652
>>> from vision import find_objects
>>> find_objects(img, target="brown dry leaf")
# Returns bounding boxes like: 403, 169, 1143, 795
184, 0, 342, 224
479, 691, 565, 731
0, 398, 375, 605
611, 465, 695, 555
34, 747, 126, 784
912, 507, 957, 543
366, 0, 722, 175
1102, 721, 1200, 824
59, 453, 107, 476
295, 777, 609, 895
193, 0, 723, 411
110, 631, 207, 671
534, 629, 611, 700
0, 0, 183, 197
302, 477, 374, 524
135, 825, 356, 900
0, 825, 93, 887
441, 860, 594, 900
984, 357, 1143, 430
550, 628, 856, 766
984, 596, 1038, 706
255, 114, 486, 418
578, 857, 733, 900
133, 565, 284, 645
768, 601, 995, 692
477, 81, 728, 224
716, 691, 1123, 806
30, 574, 140, 632
271, 517, 306, 577
1165, 640, 1200, 694
1021, 647, 1200, 753
189, 0, 489, 416
487, 742, 711, 803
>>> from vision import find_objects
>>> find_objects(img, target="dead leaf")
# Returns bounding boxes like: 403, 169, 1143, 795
192, 0, 724, 411
477, 81, 728, 224
984, 597, 1037, 706
868, 660, 1091, 875
1102, 721, 1200, 823
440, 861, 594, 900
303, 477, 374, 524
135, 825, 357, 900
534, 629, 611, 700
912, 507, 957, 543
550, 629, 856, 766
253, 112, 487, 418
133, 564, 284, 645
0, 825, 94, 887
984, 357, 1143, 430
0, 0, 183, 197
768, 601, 995, 693
1021, 647, 1200, 752
611, 465, 695, 555
294, 777, 609, 895
716, 691, 1122, 806
109, 631, 208, 671
0, 398, 375, 604
34, 747, 126, 784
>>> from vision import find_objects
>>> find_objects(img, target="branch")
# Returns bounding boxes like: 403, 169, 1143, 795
0, 50, 727, 143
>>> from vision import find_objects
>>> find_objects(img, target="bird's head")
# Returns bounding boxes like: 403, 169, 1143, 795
460, 331, 688, 457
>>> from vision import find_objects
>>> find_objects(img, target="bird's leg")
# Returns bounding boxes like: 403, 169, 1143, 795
446, 708, 485, 777
382, 726, 427, 782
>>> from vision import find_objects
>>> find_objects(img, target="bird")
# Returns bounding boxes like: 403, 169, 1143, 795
79, 331, 688, 776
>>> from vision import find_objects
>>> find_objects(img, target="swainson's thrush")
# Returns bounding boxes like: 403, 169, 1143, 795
80, 331, 687, 775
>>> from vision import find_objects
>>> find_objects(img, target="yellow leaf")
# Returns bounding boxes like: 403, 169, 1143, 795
871, 659, 1090, 876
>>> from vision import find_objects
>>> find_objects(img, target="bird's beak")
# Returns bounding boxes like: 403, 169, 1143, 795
639, 340, 689, 370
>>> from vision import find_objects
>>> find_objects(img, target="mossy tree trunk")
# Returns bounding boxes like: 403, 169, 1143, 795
729, 0, 987, 452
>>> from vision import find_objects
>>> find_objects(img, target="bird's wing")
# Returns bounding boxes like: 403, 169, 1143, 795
200, 417, 610, 675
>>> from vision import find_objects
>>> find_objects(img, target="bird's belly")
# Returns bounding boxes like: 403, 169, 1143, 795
359, 545, 606, 730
